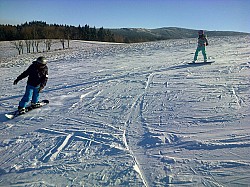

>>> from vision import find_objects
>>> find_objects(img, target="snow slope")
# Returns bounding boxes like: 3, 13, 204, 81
0, 36, 249, 186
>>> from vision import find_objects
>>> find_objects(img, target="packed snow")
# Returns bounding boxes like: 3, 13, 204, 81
0, 35, 249, 186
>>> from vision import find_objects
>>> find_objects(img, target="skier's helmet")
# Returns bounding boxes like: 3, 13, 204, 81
198, 30, 204, 35
36, 56, 47, 65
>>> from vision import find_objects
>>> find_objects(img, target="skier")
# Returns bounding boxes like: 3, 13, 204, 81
193, 30, 208, 63
13, 56, 48, 114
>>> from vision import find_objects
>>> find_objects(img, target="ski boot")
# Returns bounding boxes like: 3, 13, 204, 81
31, 102, 41, 109
192, 60, 197, 63
18, 106, 26, 115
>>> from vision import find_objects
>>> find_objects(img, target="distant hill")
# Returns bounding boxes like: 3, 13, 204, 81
111, 27, 249, 43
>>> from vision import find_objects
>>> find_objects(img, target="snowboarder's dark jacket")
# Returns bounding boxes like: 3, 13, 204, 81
16, 61, 48, 89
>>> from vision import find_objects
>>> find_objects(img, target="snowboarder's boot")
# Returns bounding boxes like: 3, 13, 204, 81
31, 102, 41, 109
18, 106, 26, 115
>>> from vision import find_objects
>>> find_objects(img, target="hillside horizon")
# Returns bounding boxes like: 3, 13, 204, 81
110, 27, 249, 42
1, 21, 249, 43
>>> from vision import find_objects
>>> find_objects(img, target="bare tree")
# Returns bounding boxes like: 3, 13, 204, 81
60, 39, 65, 49
11, 40, 24, 55
25, 40, 32, 53
31, 40, 35, 53
44, 39, 52, 51
34, 40, 41, 53
67, 35, 70, 48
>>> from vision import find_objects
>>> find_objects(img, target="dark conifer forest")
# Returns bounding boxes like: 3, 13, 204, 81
0, 21, 115, 42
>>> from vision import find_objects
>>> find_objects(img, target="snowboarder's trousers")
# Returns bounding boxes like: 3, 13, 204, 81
19, 84, 40, 108
194, 46, 207, 61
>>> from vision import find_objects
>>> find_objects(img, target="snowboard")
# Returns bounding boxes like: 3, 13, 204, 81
188, 61, 215, 65
5, 100, 49, 120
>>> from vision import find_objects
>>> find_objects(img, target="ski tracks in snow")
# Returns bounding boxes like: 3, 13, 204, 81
1, 36, 250, 186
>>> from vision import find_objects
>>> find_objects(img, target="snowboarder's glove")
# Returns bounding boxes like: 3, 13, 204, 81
13, 79, 19, 85
38, 87, 44, 93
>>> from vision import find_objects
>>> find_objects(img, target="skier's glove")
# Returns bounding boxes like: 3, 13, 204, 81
13, 79, 19, 85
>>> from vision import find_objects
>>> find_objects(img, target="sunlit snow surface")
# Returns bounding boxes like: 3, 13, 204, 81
0, 36, 249, 186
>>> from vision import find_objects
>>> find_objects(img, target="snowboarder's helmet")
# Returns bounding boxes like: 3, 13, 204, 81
36, 56, 47, 65
198, 30, 204, 35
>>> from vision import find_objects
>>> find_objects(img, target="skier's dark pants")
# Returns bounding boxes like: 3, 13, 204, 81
19, 84, 40, 108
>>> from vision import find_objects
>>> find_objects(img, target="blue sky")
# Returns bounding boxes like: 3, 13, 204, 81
0, 0, 249, 32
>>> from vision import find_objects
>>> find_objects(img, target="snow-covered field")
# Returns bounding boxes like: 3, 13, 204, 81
0, 35, 249, 186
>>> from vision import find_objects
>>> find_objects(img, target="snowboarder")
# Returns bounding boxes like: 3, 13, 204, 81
13, 56, 48, 114
193, 30, 208, 63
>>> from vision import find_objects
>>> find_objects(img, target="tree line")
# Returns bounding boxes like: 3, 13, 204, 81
0, 21, 126, 55
0, 21, 115, 42
0, 21, 159, 46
